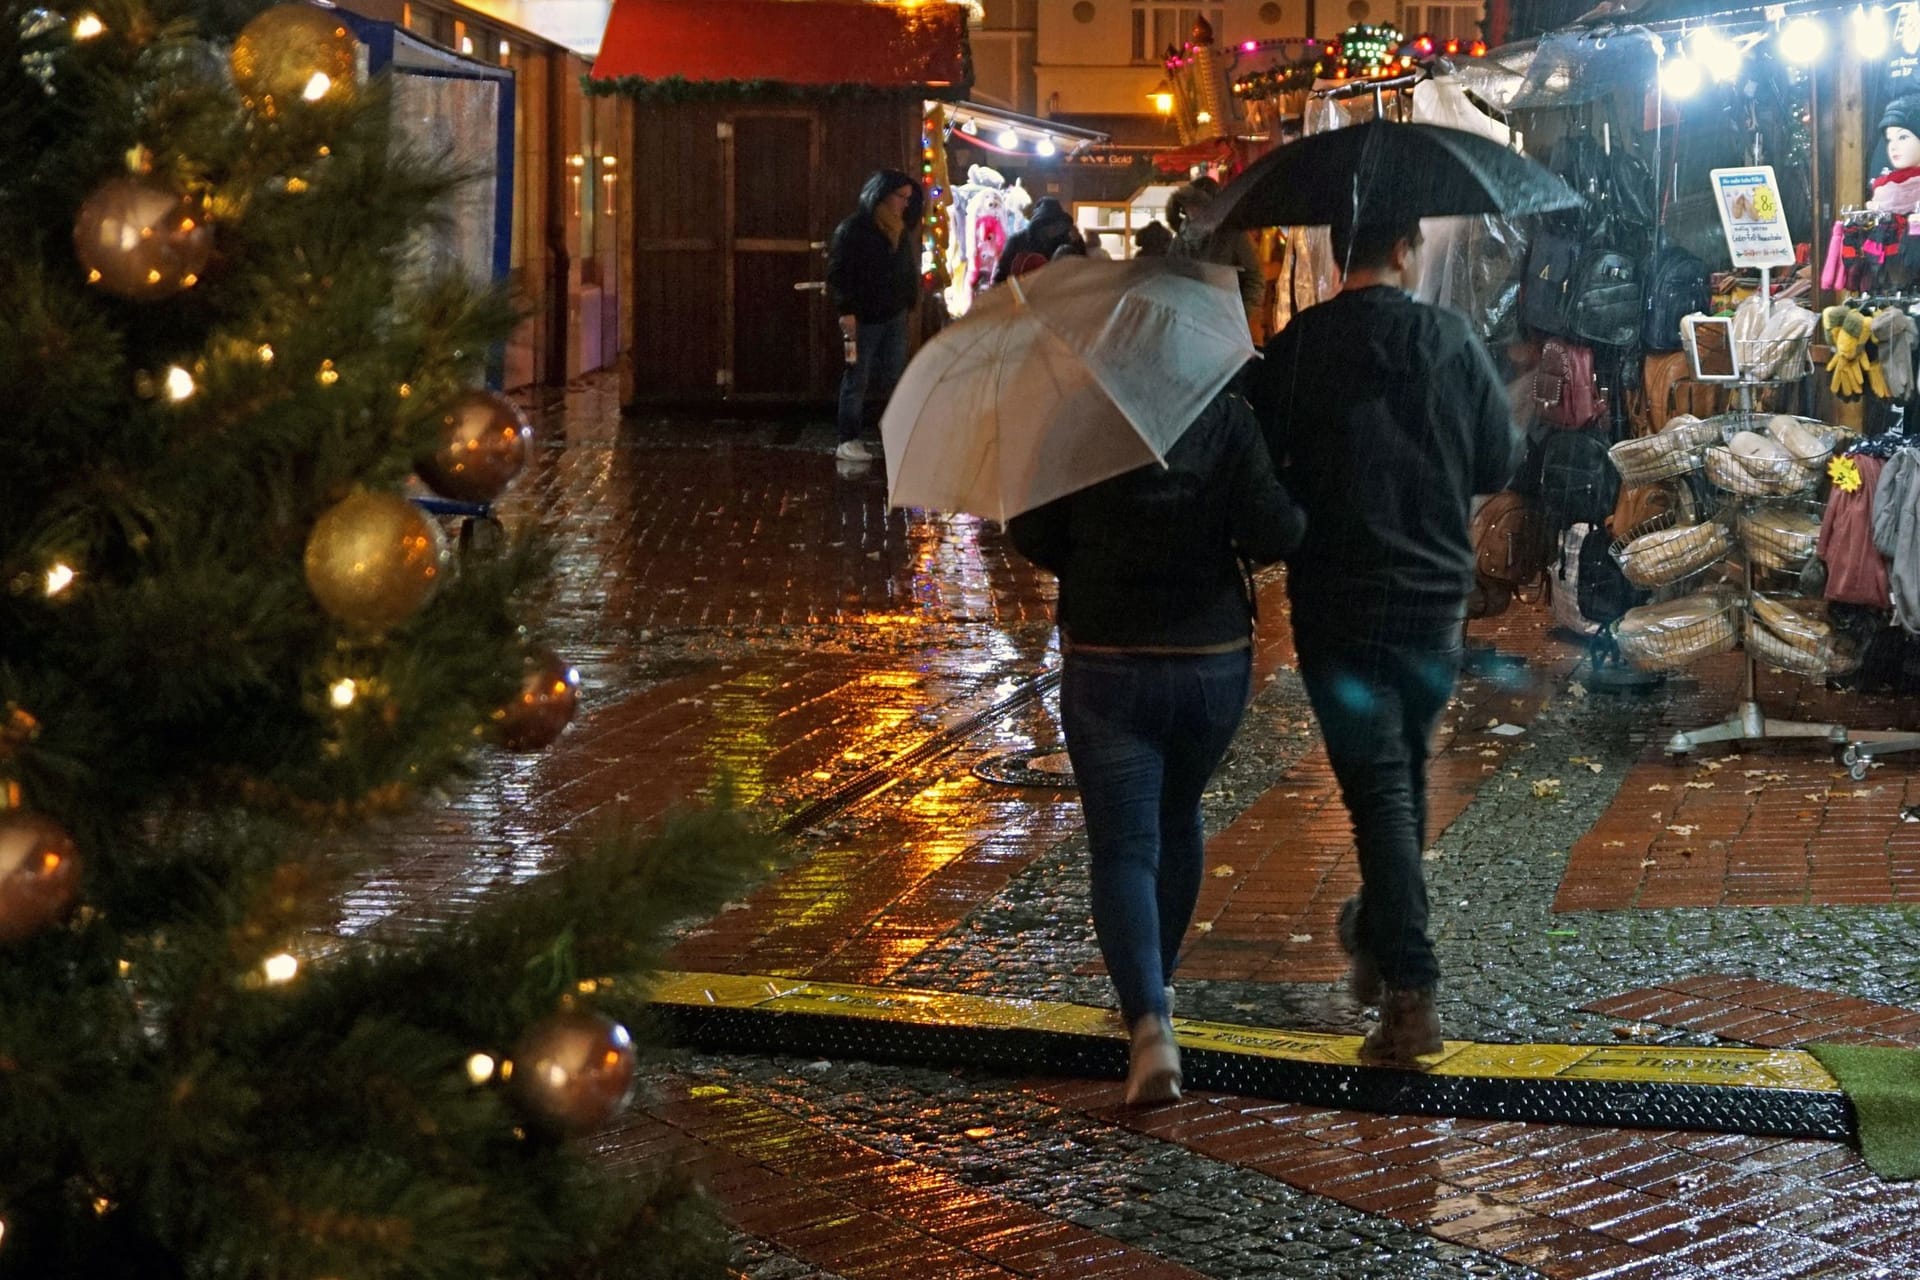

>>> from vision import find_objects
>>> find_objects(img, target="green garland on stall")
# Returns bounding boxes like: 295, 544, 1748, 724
585, 73, 972, 103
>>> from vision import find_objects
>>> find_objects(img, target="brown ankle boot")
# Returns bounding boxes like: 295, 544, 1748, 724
1336, 896, 1382, 1007
1361, 987, 1443, 1065
1125, 1014, 1182, 1106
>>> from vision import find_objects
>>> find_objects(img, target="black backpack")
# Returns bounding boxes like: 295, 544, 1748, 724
1640, 246, 1709, 351
1522, 231, 1583, 337
1569, 250, 1642, 349
1575, 524, 1643, 624
1537, 427, 1619, 536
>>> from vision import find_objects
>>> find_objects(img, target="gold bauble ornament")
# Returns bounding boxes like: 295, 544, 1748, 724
0, 812, 83, 944
72, 177, 212, 300
416, 390, 533, 503
509, 1011, 636, 1134
230, 4, 357, 116
303, 492, 448, 631
493, 649, 579, 752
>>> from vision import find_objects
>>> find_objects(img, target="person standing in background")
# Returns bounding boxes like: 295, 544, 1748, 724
1168, 177, 1268, 343
827, 169, 924, 464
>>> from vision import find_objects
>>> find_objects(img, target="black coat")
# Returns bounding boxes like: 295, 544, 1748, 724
1249, 285, 1521, 633
827, 211, 919, 324
1007, 390, 1304, 649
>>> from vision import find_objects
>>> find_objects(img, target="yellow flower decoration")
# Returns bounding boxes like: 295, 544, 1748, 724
1830, 456, 1863, 493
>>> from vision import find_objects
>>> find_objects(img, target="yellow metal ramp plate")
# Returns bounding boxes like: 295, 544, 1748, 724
651, 971, 1852, 1141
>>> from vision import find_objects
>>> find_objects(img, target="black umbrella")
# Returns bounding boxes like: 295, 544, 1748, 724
1199, 119, 1582, 233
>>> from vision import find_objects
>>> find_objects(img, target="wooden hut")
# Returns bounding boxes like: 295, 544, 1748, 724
590, 0, 969, 406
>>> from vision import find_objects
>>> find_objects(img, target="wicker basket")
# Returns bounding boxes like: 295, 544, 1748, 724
1705, 445, 1797, 496
1614, 520, 1733, 587
1746, 617, 1860, 678
1608, 415, 1721, 485
1613, 591, 1741, 671
1738, 503, 1824, 573
1714, 412, 1836, 483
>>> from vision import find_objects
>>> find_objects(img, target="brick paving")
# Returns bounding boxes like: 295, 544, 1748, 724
356, 378, 1920, 1277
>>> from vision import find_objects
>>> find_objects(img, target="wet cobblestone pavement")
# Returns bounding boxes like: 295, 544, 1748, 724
354, 376, 1920, 1278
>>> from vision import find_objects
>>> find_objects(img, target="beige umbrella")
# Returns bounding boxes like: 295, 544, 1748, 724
880, 255, 1255, 522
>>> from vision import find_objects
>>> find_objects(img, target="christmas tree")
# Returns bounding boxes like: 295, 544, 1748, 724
0, 3, 776, 1274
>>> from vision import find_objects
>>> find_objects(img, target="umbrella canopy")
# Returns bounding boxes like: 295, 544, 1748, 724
1201, 120, 1581, 233
881, 256, 1254, 523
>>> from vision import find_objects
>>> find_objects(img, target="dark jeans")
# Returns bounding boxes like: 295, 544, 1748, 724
1060, 648, 1252, 1026
836, 312, 909, 444
1296, 623, 1463, 992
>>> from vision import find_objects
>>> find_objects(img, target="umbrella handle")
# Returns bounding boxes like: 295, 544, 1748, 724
1008, 273, 1028, 308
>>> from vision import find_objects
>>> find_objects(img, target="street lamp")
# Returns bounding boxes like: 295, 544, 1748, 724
1149, 80, 1174, 114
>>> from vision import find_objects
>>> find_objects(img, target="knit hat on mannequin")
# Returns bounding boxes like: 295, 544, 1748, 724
1880, 93, 1920, 137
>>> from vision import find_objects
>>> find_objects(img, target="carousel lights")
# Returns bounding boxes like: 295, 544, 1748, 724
1660, 50, 1705, 98
1036, 137, 1057, 156
996, 128, 1019, 149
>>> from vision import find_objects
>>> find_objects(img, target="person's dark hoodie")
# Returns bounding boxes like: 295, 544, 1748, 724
1249, 285, 1521, 634
827, 169, 924, 323
1007, 389, 1304, 649
994, 197, 1083, 284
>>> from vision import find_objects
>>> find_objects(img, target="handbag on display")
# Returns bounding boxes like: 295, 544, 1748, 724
1536, 337, 1606, 428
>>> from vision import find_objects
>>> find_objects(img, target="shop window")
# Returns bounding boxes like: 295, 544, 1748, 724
1131, 4, 1224, 63
1398, 0, 1482, 41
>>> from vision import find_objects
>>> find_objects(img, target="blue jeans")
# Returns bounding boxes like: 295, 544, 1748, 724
1061, 648, 1252, 1026
1296, 625, 1462, 992
836, 312, 909, 444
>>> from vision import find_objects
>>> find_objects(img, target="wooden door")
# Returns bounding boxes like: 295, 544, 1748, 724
725, 111, 820, 398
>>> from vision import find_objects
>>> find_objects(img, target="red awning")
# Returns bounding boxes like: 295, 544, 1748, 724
592, 0, 968, 89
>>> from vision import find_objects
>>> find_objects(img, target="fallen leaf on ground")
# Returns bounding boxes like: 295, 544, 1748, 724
1667, 824, 1698, 835
1193, 921, 1213, 933
1686, 781, 1714, 790
1532, 778, 1562, 797
1211, 865, 1235, 878
1603, 839, 1625, 847
1648, 783, 1672, 792
1289, 933, 1312, 944
1641, 858, 1658, 868
1612, 1024, 1656, 1038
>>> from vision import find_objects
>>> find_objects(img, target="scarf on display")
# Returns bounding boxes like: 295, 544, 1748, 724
1875, 166, 1920, 190
874, 204, 905, 249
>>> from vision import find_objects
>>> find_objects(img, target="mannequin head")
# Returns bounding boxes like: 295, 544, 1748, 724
1891, 126, 1920, 170
1882, 94, 1920, 170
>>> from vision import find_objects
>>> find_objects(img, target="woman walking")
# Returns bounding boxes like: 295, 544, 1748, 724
1008, 387, 1303, 1104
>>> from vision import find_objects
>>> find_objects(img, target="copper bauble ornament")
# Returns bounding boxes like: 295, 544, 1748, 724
230, 4, 357, 115
72, 177, 212, 300
494, 649, 579, 751
303, 492, 448, 631
0, 812, 83, 944
416, 390, 533, 503
509, 1011, 636, 1134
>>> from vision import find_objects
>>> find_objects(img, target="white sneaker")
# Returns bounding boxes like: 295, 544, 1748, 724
834, 440, 872, 462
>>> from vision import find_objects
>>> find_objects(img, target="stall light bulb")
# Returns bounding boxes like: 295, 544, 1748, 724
1036, 138, 1057, 156
163, 366, 195, 401
1241, 39, 1257, 51
1691, 28, 1742, 81
1779, 16, 1828, 62
328, 678, 357, 708
466, 1052, 497, 1084
72, 12, 103, 37
997, 129, 1019, 148
1853, 5, 1891, 58
1660, 54, 1704, 98
302, 72, 332, 101
44, 563, 75, 597
1196, 110, 1213, 124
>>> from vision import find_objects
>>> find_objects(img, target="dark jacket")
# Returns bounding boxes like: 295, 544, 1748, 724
994, 198, 1083, 284
1248, 285, 1520, 633
1006, 390, 1305, 648
827, 169, 923, 323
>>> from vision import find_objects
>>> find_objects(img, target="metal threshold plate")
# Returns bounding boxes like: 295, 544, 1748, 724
651, 971, 1856, 1143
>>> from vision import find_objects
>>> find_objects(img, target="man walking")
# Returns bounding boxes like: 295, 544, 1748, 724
1247, 218, 1520, 1064
827, 169, 923, 463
